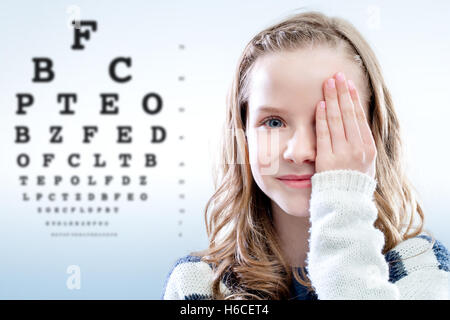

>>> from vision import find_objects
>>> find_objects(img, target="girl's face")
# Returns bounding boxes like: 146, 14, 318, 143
245, 47, 369, 218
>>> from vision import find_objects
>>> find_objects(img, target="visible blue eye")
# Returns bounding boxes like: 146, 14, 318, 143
262, 117, 284, 128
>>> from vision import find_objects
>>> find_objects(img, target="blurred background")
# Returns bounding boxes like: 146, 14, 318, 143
0, 0, 449, 299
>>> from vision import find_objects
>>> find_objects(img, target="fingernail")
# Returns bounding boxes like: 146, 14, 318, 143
336, 72, 345, 82
319, 101, 325, 109
327, 78, 335, 89
348, 79, 355, 90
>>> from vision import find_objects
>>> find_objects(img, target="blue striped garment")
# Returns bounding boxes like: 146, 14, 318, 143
161, 234, 450, 300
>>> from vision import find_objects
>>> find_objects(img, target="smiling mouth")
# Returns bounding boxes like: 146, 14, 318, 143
276, 178, 312, 189
277, 174, 314, 180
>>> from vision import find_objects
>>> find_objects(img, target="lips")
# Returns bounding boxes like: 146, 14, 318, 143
277, 175, 313, 189
277, 174, 314, 181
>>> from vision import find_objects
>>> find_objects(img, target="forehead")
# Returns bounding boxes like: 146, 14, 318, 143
247, 47, 364, 115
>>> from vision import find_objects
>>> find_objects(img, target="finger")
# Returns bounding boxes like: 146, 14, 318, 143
334, 72, 363, 145
323, 77, 346, 152
347, 79, 376, 147
315, 100, 332, 154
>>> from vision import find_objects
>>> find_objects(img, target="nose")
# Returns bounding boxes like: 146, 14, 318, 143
283, 127, 316, 165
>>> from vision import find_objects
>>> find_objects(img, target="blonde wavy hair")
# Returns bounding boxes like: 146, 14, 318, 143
192, 10, 433, 300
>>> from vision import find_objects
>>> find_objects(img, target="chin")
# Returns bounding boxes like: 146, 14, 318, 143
278, 195, 311, 216
285, 209, 310, 218
275, 201, 310, 218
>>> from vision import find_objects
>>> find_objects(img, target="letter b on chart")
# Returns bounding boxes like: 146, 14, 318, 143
66, 265, 81, 290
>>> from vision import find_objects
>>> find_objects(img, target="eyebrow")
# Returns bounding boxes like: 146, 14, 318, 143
255, 106, 291, 115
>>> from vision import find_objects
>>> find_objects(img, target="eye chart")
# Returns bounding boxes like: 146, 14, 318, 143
0, 1, 222, 299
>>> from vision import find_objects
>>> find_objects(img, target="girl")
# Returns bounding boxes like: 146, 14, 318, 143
162, 11, 449, 300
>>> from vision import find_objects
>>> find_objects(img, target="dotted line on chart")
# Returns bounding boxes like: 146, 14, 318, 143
178, 43, 185, 238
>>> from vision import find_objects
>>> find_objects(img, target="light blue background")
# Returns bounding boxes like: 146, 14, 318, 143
0, 0, 449, 299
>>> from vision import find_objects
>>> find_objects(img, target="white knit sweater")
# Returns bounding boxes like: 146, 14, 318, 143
162, 170, 450, 300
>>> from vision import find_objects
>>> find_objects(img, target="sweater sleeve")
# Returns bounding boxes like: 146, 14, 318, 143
306, 169, 400, 299
306, 169, 450, 300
